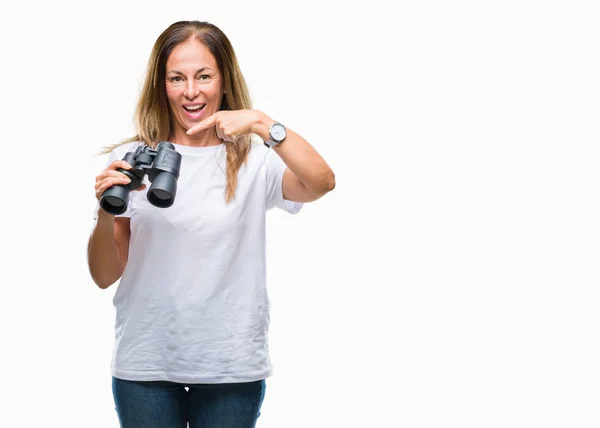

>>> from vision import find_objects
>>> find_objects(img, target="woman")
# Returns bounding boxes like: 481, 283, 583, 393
87, 20, 334, 428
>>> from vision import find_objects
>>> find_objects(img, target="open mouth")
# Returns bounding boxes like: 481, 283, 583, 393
182, 104, 206, 119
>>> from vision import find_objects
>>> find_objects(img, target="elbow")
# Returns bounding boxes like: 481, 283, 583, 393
325, 171, 335, 192
318, 170, 335, 194
97, 278, 116, 290
89, 266, 121, 290
87, 250, 126, 290
90, 272, 117, 290
308, 170, 335, 199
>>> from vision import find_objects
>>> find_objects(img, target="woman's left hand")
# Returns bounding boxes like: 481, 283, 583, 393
186, 109, 259, 142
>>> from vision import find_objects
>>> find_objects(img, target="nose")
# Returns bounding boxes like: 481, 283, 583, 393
183, 80, 200, 100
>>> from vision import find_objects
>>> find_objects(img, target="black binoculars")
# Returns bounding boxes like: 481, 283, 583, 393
99, 142, 182, 215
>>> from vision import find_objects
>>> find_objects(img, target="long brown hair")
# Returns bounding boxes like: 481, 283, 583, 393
102, 21, 252, 203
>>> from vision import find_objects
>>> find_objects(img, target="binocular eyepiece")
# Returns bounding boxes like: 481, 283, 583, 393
99, 142, 182, 215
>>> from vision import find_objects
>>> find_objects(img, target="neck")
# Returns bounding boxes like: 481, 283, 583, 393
170, 126, 221, 147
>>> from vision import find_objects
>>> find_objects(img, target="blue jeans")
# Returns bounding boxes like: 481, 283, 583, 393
112, 376, 266, 428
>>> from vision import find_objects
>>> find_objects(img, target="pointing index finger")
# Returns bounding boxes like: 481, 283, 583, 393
186, 113, 217, 135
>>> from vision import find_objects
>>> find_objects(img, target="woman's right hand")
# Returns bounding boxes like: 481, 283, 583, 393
95, 160, 147, 201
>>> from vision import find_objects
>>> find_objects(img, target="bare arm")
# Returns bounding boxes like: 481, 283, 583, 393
87, 211, 130, 289
186, 109, 335, 202
251, 111, 335, 202
88, 157, 145, 289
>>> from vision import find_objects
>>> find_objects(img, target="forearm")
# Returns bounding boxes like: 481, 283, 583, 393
251, 111, 335, 195
87, 211, 125, 289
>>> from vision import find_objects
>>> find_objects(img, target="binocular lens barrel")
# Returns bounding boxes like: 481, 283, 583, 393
147, 171, 177, 208
99, 185, 130, 215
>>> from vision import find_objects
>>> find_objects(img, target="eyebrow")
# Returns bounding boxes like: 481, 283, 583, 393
167, 67, 213, 75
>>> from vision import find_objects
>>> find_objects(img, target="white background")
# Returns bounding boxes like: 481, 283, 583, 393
0, 0, 598, 427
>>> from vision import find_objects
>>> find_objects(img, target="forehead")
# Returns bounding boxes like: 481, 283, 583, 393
166, 38, 218, 71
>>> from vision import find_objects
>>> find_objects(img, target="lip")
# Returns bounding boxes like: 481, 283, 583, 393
182, 104, 206, 120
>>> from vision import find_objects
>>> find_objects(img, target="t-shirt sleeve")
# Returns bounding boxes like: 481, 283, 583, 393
92, 150, 133, 220
264, 149, 303, 214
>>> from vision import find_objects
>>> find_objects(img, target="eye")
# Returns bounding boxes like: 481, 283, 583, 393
169, 76, 183, 83
198, 75, 211, 81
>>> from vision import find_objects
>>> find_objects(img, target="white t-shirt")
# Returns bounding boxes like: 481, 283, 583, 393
92, 141, 302, 383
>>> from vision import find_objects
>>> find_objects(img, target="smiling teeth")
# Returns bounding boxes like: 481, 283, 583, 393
185, 105, 203, 110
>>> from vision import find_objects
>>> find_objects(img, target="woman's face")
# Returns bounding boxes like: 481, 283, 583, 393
165, 37, 224, 134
